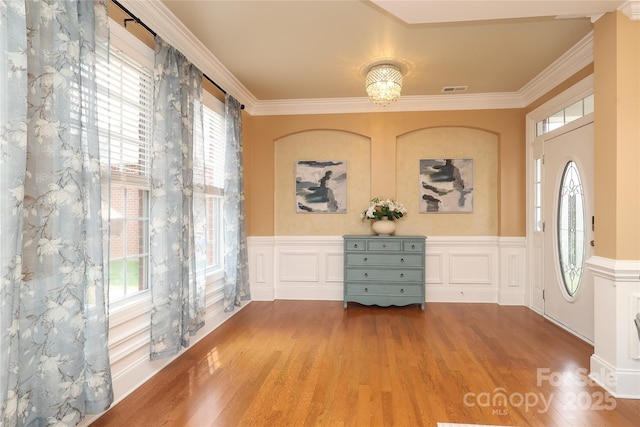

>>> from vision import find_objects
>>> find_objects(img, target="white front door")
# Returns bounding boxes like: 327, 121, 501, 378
543, 122, 594, 342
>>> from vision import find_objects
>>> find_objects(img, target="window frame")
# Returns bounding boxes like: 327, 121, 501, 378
102, 21, 227, 309
200, 90, 226, 276
535, 93, 594, 137
102, 20, 155, 310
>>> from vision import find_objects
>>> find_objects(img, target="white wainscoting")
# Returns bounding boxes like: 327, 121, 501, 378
499, 237, 528, 305
248, 236, 526, 305
587, 256, 640, 399
275, 237, 344, 300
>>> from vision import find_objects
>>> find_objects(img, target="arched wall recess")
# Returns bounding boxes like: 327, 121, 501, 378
396, 126, 499, 237
274, 129, 371, 236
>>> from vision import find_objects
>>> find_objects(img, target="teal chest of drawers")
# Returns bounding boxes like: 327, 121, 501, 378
343, 235, 426, 310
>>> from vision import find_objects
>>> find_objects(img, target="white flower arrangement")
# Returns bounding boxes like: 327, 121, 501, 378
361, 197, 407, 221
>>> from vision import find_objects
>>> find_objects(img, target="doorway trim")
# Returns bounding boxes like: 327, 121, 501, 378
525, 75, 594, 312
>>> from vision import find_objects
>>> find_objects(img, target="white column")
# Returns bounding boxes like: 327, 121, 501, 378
587, 256, 640, 398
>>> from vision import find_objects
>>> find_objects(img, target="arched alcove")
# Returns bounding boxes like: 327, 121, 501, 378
396, 127, 499, 236
274, 129, 371, 235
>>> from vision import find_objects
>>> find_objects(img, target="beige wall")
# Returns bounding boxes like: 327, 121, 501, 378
244, 109, 525, 237
594, 12, 640, 260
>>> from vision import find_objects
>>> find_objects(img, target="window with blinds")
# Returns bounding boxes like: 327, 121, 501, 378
97, 26, 153, 303
98, 21, 227, 297
203, 104, 226, 192
199, 95, 226, 270
97, 45, 153, 180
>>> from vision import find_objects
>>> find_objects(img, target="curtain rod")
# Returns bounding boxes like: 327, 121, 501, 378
111, 0, 244, 110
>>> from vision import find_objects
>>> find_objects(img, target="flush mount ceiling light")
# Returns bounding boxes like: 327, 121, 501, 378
365, 64, 403, 106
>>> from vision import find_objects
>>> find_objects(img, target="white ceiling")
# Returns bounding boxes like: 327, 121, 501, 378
372, 0, 623, 24
157, 0, 627, 109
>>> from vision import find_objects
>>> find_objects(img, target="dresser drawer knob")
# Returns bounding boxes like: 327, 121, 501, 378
364, 287, 368, 292
411, 244, 415, 249
363, 257, 368, 262
400, 273, 404, 278
364, 273, 368, 278
354, 244, 358, 248
400, 288, 404, 293
400, 258, 404, 263
382, 244, 386, 248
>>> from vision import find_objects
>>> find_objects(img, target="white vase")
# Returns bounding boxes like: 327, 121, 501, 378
371, 218, 396, 236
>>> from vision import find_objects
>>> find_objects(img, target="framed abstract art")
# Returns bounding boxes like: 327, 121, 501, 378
295, 160, 347, 213
419, 158, 474, 213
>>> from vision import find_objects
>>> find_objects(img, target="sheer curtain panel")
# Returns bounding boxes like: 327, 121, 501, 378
149, 37, 206, 360
223, 95, 250, 312
0, 0, 113, 425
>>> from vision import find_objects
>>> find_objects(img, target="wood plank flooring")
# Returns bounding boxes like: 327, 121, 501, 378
90, 301, 640, 426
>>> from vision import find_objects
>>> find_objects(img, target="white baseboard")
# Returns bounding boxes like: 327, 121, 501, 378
426, 286, 498, 303
276, 285, 343, 301
590, 354, 640, 399
498, 289, 527, 305
250, 286, 275, 301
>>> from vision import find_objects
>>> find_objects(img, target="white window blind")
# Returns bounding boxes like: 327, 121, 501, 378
96, 44, 153, 180
96, 23, 154, 303
198, 93, 226, 271
203, 105, 225, 192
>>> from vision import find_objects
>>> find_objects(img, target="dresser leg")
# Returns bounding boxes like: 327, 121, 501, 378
344, 301, 348, 309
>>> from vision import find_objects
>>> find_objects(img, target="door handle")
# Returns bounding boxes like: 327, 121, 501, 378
590, 240, 595, 247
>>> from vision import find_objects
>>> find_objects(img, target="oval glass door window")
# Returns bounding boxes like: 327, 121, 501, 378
557, 161, 585, 296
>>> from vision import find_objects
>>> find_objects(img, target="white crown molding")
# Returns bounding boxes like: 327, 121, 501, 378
117, 0, 258, 112
518, 31, 594, 106
118, 0, 594, 116
619, 1, 640, 20
249, 93, 524, 116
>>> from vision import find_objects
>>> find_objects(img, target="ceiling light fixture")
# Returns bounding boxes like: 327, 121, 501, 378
365, 64, 403, 106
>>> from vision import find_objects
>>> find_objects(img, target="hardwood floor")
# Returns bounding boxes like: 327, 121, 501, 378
90, 301, 640, 426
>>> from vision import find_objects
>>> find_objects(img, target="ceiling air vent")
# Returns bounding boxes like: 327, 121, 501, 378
441, 85, 468, 93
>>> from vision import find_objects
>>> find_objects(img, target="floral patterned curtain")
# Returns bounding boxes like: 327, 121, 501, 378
149, 37, 206, 360
0, 0, 113, 425
223, 95, 250, 311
